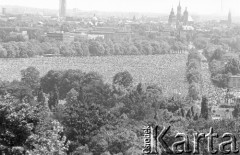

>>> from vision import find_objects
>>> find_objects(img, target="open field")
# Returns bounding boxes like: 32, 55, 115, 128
0, 54, 188, 96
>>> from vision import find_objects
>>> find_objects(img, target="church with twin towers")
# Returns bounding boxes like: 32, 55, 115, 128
168, 1, 193, 27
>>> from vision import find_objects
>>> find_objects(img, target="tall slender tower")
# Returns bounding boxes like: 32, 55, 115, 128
177, 1, 182, 22
228, 10, 232, 25
59, 0, 67, 17
221, 0, 223, 12
2, 8, 6, 15
183, 7, 189, 25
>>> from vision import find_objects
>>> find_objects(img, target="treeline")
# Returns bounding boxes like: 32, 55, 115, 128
186, 50, 202, 101
193, 29, 240, 53
0, 66, 221, 155
0, 35, 188, 58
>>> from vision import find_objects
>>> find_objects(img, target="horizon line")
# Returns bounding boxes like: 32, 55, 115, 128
0, 4, 236, 18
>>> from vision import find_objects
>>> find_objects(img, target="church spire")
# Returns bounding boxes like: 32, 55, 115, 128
177, 0, 182, 22
171, 5, 174, 14
183, 7, 189, 25
169, 5, 176, 25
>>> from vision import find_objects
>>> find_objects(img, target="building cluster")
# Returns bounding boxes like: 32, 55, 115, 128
219, 11, 232, 26
168, 1, 193, 28
46, 26, 132, 43
0, 0, 236, 44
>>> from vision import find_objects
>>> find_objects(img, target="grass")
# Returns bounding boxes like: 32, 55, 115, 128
0, 54, 188, 96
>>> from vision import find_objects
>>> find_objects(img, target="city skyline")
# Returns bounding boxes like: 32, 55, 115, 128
1, 0, 240, 16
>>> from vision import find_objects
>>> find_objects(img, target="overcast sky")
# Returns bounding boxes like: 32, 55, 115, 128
1, 0, 240, 15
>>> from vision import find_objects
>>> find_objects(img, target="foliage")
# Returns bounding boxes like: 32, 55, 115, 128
113, 71, 133, 88
200, 96, 208, 120
0, 32, 190, 58
21, 66, 40, 91
0, 97, 67, 154
57, 89, 115, 153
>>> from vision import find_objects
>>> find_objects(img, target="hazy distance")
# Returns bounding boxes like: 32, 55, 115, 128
1, 0, 240, 16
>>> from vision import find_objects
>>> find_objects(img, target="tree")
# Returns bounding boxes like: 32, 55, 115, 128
136, 83, 143, 94
21, 66, 40, 91
0, 99, 67, 154
193, 113, 199, 120
180, 108, 185, 117
191, 106, 195, 117
66, 88, 79, 105
224, 58, 240, 75
0, 45, 7, 58
200, 96, 208, 120
209, 48, 225, 62
53, 85, 59, 105
48, 85, 59, 111
114, 44, 124, 55
60, 100, 113, 153
113, 71, 133, 88
47, 47, 60, 55
193, 37, 208, 49
60, 43, 76, 57
211, 73, 231, 88
18, 42, 29, 58
41, 70, 63, 94
89, 41, 105, 56
151, 41, 161, 55
186, 67, 201, 84
37, 87, 45, 105
72, 42, 84, 56
188, 82, 200, 101
28, 120, 68, 155
0, 101, 35, 154
159, 41, 170, 54
142, 41, 153, 55
7, 81, 33, 103
3, 42, 18, 58
58, 69, 84, 99
232, 104, 240, 118
128, 45, 140, 55
80, 72, 114, 107
186, 109, 192, 119
81, 42, 90, 56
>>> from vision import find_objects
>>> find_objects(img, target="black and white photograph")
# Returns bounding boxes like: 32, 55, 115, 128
0, 0, 240, 154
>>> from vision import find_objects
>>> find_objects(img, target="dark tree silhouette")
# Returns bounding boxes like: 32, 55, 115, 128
48, 85, 59, 111
201, 96, 208, 120
37, 87, 45, 105
113, 71, 133, 88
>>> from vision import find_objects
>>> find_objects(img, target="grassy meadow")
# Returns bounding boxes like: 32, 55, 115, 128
0, 54, 188, 96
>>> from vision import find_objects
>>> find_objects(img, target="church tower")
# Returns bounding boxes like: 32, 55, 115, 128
168, 7, 176, 25
228, 10, 232, 25
183, 7, 189, 25
177, 1, 182, 23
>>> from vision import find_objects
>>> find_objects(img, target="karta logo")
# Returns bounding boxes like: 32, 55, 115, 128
143, 125, 239, 154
